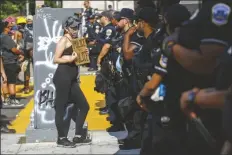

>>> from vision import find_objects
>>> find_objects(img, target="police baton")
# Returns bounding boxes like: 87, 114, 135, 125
189, 112, 217, 149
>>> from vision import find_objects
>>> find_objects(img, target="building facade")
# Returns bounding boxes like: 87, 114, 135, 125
62, 1, 135, 11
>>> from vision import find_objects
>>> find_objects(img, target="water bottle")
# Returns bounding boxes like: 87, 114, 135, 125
159, 84, 166, 101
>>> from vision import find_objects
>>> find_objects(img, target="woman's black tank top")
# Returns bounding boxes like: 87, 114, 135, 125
62, 36, 73, 56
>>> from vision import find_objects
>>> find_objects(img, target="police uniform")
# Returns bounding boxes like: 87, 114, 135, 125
96, 16, 116, 115
83, 7, 94, 21
179, 0, 232, 49
112, 29, 145, 102
84, 21, 95, 43
177, 1, 232, 155
108, 9, 146, 134
84, 16, 99, 70
217, 46, 232, 146
133, 30, 162, 89
95, 23, 116, 61
93, 21, 101, 35
147, 45, 197, 155
139, 5, 194, 155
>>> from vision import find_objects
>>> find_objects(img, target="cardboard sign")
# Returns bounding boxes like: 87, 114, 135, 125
71, 38, 90, 65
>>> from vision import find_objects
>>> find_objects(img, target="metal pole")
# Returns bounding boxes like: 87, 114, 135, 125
26, 0, 30, 15
56, 1, 59, 7
104, 0, 107, 10
114, 1, 118, 10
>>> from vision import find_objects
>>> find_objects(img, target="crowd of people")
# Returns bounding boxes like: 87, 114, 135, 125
1, 0, 232, 154
79, 0, 232, 154
0, 15, 34, 133
0, 15, 34, 105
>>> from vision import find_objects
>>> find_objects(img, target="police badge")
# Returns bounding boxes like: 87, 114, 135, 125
212, 3, 231, 26
95, 26, 100, 34
228, 46, 232, 55
106, 29, 112, 39
159, 54, 168, 68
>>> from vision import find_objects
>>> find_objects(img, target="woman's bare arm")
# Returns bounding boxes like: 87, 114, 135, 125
53, 37, 72, 64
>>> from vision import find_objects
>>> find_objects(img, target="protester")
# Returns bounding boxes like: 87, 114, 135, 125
1, 20, 24, 106
20, 15, 34, 94
53, 15, 90, 147
1, 54, 7, 105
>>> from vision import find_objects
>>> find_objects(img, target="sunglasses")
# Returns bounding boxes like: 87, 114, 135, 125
69, 26, 79, 31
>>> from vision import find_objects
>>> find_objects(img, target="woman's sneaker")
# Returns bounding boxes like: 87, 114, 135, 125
2, 98, 11, 106
10, 99, 24, 107
73, 135, 92, 144
57, 138, 76, 148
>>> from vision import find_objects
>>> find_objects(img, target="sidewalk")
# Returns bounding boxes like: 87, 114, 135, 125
1, 131, 140, 154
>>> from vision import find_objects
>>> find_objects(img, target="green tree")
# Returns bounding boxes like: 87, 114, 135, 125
0, 0, 20, 20
44, 0, 62, 8
0, 0, 36, 20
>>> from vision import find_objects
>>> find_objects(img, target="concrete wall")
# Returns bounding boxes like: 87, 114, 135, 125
32, 8, 83, 129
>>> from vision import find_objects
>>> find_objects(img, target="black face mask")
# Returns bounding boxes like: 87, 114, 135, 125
27, 24, 33, 30
18, 24, 26, 29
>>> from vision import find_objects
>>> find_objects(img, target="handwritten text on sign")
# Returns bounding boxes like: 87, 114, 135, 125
71, 38, 90, 65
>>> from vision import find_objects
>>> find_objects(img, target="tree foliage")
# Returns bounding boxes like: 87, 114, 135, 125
0, 0, 20, 20
0, 0, 35, 20
44, 0, 62, 8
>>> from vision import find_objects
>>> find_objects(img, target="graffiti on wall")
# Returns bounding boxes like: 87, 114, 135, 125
34, 73, 56, 124
33, 8, 83, 128
34, 10, 62, 124
35, 18, 62, 69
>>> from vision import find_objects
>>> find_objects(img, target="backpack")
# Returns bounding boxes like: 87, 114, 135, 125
23, 28, 33, 50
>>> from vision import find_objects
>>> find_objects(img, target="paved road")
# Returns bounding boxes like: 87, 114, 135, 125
3, 66, 111, 133
1, 131, 140, 154
1, 66, 139, 154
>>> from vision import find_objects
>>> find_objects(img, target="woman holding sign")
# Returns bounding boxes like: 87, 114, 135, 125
53, 16, 90, 147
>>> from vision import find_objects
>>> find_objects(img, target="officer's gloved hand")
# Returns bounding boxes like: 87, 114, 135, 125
162, 29, 179, 57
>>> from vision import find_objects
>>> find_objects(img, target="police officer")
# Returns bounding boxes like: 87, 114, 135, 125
136, 4, 191, 155
129, 7, 162, 98
164, 0, 232, 75
83, 0, 94, 22
22, 15, 33, 94
93, 15, 101, 36
119, 7, 160, 149
181, 47, 232, 154
111, 11, 121, 27
84, 14, 99, 71
96, 10, 116, 65
108, 8, 145, 133
95, 10, 116, 117
180, 45, 232, 155
162, 1, 232, 154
